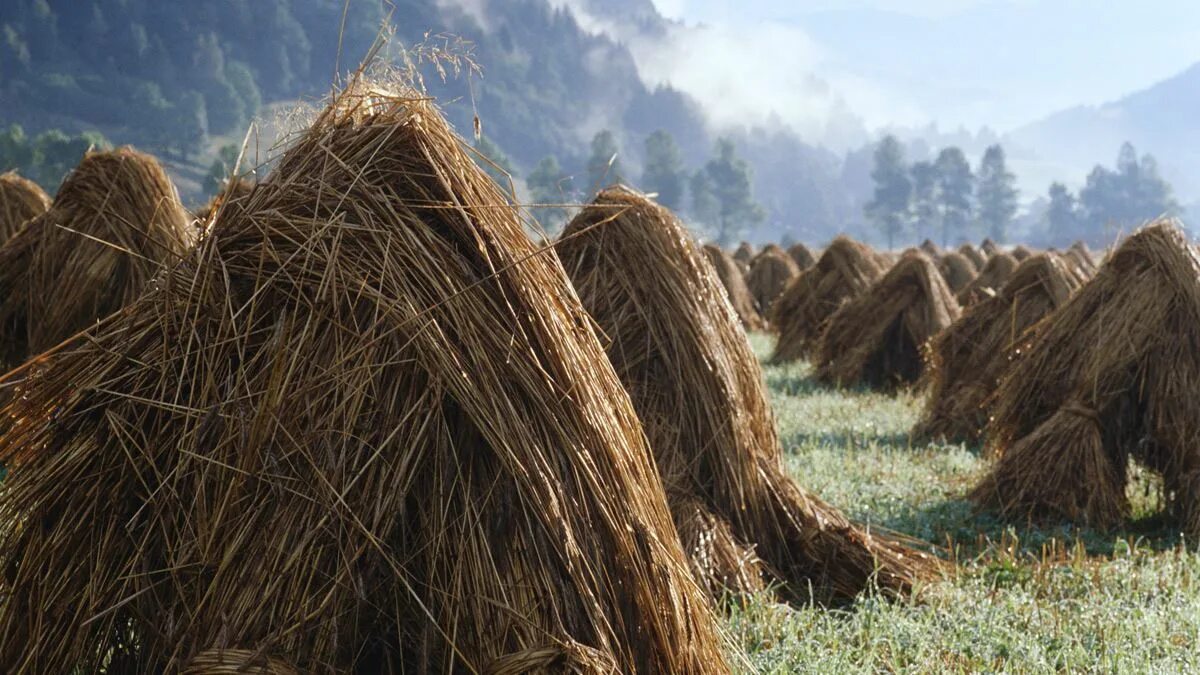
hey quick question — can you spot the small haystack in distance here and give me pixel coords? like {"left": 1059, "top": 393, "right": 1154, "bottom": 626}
{"left": 914, "top": 253, "right": 1087, "bottom": 444}
{"left": 938, "top": 251, "right": 978, "bottom": 292}
{"left": 815, "top": 250, "right": 961, "bottom": 389}
{"left": 971, "top": 222, "right": 1200, "bottom": 534}
{"left": 558, "top": 187, "right": 935, "bottom": 604}
{"left": 746, "top": 245, "right": 801, "bottom": 314}
{"left": 704, "top": 243, "right": 766, "bottom": 331}
{"left": 920, "top": 239, "right": 941, "bottom": 257}
{"left": 1011, "top": 244, "right": 1033, "bottom": 261}
{"left": 0, "top": 147, "right": 192, "bottom": 368}
{"left": 981, "top": 238, "right": 1000, "bottom": 257}
{"left": 0, "top": 171, "right": 50, "bottom": 245}
{"left": 787, "top": 242, "right": 817, "bottom": 269}
{"left": 734, "top": 240, "right": 755, "bottom": 266}
{"left": 957, "top": 243, "right": 986, "bottom": 271}
{"left": 1066, "top": 240, "right": 1098, "bottom": 276}
{"left": 770, "top": 236, "right": 888, "bottom": 364}
{"left": 957, "top": 251, "right": 1019, "bottom": 306}
{"left": 0, "top": 86, "right": 726, "bottom": 674}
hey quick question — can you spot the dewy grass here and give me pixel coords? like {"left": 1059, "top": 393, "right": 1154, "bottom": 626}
{"left": 733, "top": 332, "right": 1198, "bottom": 673}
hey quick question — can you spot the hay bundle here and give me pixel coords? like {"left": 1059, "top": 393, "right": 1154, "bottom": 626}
{"left": 938, "top": 251, "right": 978, "bottom": 292}
{"left": 770, "top": 236, "right": 888, "bottom": 364}
{"left": 703, "top": 244, "right": 766, "bottom": 331}
{"left": 558, "top": 187, "right": 935, "bottom": 603}
{"left": 1066, "top": 240, "right": 1098, "bottom": 276}
{"left": 957, "top": 243, "right": 986, "bottom": 271}
{"left": 0, "top": 148, "right": 193, "bottom": 368}
{"left": 920, "top": 239, "right": 941, "bottom": 257}
{"left": 956, "top": 252, "right": 1019, "bottom": 306}
{"left": 971, "top": 222, "right": 1200, "bottom": 533}
{"left": 0, "top": 171, "right": 50, "bottom": 245}
{"left": 746, "top": 246, "right": 801, "bottom": 314}
{"left": 815, "top": 251, "right": 960, "bottom": 388}
{"left": 914, "top": 253, "right": 1087, "bottom": 444}
{"left": 0, "top": 86, "right": 726, "bottom": 674}
{"left": 787, "top": 242, "right": 817, "bottom": 269}
{"left": 733, "top": 241, "right": 754, "bottom": 267}
{"left": 981, "top": 238, "right": 1000, "bottom": 257}
{"left": 1011, "top": 244, "right": 1033, "bottom": 261}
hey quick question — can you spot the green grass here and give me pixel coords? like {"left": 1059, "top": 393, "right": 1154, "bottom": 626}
{"left": 730, "top": 333, "right": 1199, "bottom": 673}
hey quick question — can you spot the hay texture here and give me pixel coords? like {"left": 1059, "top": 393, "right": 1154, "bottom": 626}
{"left": 971, "top": 222, "right": 1200, "bottom": 534}
{"left": 787, "top": 242, "right": 817, "bottom": 270}
{"left": 914, "top": 253, "right": 1087, "bottom": 444}
{"left": 746, "top": 246, "right": 801, "bottom": 314}
{"left": 1066, "top": 240, "right": 1098, "bottom": 277}
{"left": 1011, "top": 245, "right": 1033, "bottom": 261}
{"left": 769, "top": 236, "right": 887, "bottom": 364}
{"left": 0, "top": 171, "right": 50, "bottom": 246}
{"left": 704, "top": 244, "right": 766, "bottom": 332}
{"left": 0, "top": 86, "right": 725, "bottom": 674}
{"left": 558, "top": 187, "right": 934, "bottom": 604}
{"left": 0, "top": 147, "right": 192, "bottom": 369}
{"left": 194, "top": 177, "right": 255, "bottom": 226}
{"left": 957, "top": 252, "right": 1019, "bottom": 306}
{"left": 938, "top": 251, "right": 978, "bottom": 293}
{"left": 957, "top": 243, "right": 986, "bottom": 271}
{"left": 815, "top": 250, "right": 961, "bottom": 389}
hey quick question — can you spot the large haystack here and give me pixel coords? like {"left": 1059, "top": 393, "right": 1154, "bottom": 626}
{"left": 704, "top": 243, "right": 766, "bottom": 331}
{"left": 914, "top": 253, "right": 1087, "bottom": 444}
{"left": 558, "top": 187, "right": 935, "bottom": 604}
{"left": 0, "top": 171, "right": 50, "bottom": 245}
{"left": 938, "top": 251, "right": 978, "bottom": 293}
{"left": 0, "top": 148, "right": 193, "bottom": 368}
{"left": 787, "top": 242, "right": 817, "bottom": 269}
{"left": 957, "top": 251, "right": 1019, "bottom": 306}
{"left": 0, "top": 86, "right": 725, "bottom": 674}
{"left": 746, "top": 246, "right": 801, "bottom": 315}
{"left": 957, "top": 243, "right": 986, "bottom": 271}
{"left": 815, "top": 250, "right": 961, "bottom": 389}
{"left": 770, "top": 236, "right": 888, "bottom": 364}
{"left": 971, "top": 222, "right": 1200, "bottom": 534}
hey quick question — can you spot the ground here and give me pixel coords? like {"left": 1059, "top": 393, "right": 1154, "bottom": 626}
{"left": 732, "top": 333, "right": 1200, "bottom": 673}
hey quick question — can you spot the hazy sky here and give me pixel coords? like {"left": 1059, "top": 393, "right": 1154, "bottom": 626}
{"left": 647, "top": 0, "right": 1200, "bottom": 132}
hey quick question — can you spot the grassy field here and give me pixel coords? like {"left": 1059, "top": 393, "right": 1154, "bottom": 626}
{"left": 733, "top": 334, "right": 1200, "bottom": 673}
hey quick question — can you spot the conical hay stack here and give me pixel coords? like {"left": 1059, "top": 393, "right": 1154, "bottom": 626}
{"left": 0, "top": 148, "right": 193, "bottom": 369}
{"left": 703, "top": 243, "right": 766, "bottom": 332}
{"left": 938, "top": 251, "right": 978, "bottom": 292}
{"left": 1011, "top": 245, "right": 1033, "bottom": 261}
{"left": 914, "top": 253, "right": 1087, "bottom": 444}
{"left": 957, "top": 251, "right": 1019, "bottom": 306}
{"left": 733, "top": 240, "right": 754, "bottom": 263}
{"left": 920, "top": 239, "right": 941, "bottom": 257}
{"left": 957, "top": 243, "right": 986, "bottom": 271}
{"left": 971, "top": 222, "right": 1200, "bottom": 534}
{"left": 769, "top": 236, "right": 888, "bottom": 364}
{"left": 1066, "top": 240, "right": 1098, "bottom": 276}
{"left": 787, "top": 242, "right": 817, "bottom": 270}
{"left": 981, "top": 238, "right": 1000, "bottom": 256}
{"left": 0, "top": 87, "right": 725, "bottom": 674}
{"left": 815, "top": 250, "right": 961, "bottom": 389}
{"left": 557, "top": 187, "right": 935, "bottom": 604}
{"left": 746, "top": 246, "right": 801, "bottom": 314}
{"left": 0, "top": 171, "right": 50, "bottom": 246}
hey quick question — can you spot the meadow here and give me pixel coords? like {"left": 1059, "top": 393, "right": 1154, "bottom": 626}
{"left": 737, "top": 334, "right": 1200, "bottom": 673}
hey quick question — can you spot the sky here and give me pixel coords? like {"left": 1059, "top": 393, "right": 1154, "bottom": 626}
{"left": 644, "top": 0, "right": 1200, "bottom": 134}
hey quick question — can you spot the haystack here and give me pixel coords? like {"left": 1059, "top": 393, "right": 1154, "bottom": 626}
{"left": 770, "top": 236, "right": 888, "bottom": 364}
{"left": 558, "top": 187, "right": 935, "bottom": 604}
{"left": 787, "top": 242, "right": 817, "bottom": 270}
{"left": 938, "top": 251, "right": 978, "bottom": 293}
{"left": 194, "top": 177, "right": 255, "bottom": 225}
{"left": 920, "top": 239, "right": 941, "bottom": 257}
{"left": 746, "top": 246, "right": 801, "bottom": 314}
{"left": 957, "top": 243, "right": 986, "bottom": 271}
{"left": 0, "top": 148, "right": 193, "bottom": 369}
{"left": 914, "top": 253, "right": 1087, "bottom": 444}
{"left": 0, "top": 171, "right": 50, "bottom": 246}
{"left": 815, "top": 250, "right": 960, "bottom": 389}
{"left": 956, "top": 252, "right": 1019, "bottom": 306}
{"left": 971, "top": 222, "right": 1200, "bottom": 533}
{"left": 1011, "top": 245, "right": 1033, "bottom": 261}
{"left": 704, "top": 244, "right": 766, "bottom": 332}
{"left": 1066, "top": 240, "right": 1098, "bottom": 276}
{"left": 981, "top": 238, "right": 1000, "bottom": 257}
{"left": 733, "top": 241, "right": 754, "bottom": 267}
{"left": 0, "top": 85, "right": 725, "bottom": 674}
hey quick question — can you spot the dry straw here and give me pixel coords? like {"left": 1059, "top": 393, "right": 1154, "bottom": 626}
{"left": 769, "top": 236, "right": 887, "bottom": 364}
{"left": 815, "top": 250, "right": 961, "bottom": 389}
{"left": 957, "top": 251, "right": 1018, "bottom": 306}
{"left": 558, "top": 187, "right": 936, "bottom": 604}
{"left": 0, "top": 148, "right": 193, "bottom": 369}
{"left": 704, "top": 243, "right": 766, "bottom": 332}
{"left": 787, "top": 242, "right": 817, "bottom": 270}
{"left": 1011, "top": 245, "right": 1033, "bottom": 261}
{"left": 914, "top": 253, "right": 1087, "bottom": 444}
{"left": 0, "top": 85, "right": 726, "bottom": 674}
{"left": 971, "top": 221, "right": 1200, "bottom": 534}
{"left": 1066, "top": 240, "right": 1098, "bottom": 277}
{"left": 746, "top": 245, "right": 801, "bottom": 314}
{"left": 0, "top": 171, "right": 50, "bottom": 246}
{"left": 938, "top": 251, "right": 978, "bottom": 293}
{"left": 194, "top": 178, "right": 255, "bottom": 226}
{"left": 957, "top": 243, "right": 986, "bottom": 271}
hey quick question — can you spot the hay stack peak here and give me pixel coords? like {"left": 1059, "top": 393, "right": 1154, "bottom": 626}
{"left": 558, "top": 186, "right": 936, "bottom": 604}
{"left": 746, "top": 245, "right": 801, "bottom": 315}
{"left": 815, "top": 250, "right": 961, "bottom": 389}
{"left": 704, "top": 243, "right": 766, "bottom": 331}
{"left": 957, "top": 243, "right": 986, "bottom": 271}
{"left": 938, "top": 251, "right": 978, "bottom": 292}
{"left": 957, "top": 251, "right": 1019, "bottom": 306}
{"left": 787, "top": 242, "right": 817, "bottom": 269}
{"left": 0, "top": 171, "right": 50, "bottom": 246}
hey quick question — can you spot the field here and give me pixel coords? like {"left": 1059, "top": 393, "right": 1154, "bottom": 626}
{"left": 735, "top": 333, "right": 1200, "bottom": 673}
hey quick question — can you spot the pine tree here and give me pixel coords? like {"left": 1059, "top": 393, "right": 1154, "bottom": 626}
{"left": 641, "top": 130, "right": 685, "bottom": 211}
{"left": 703, "top": 138, "right": 764, "bottom": 245}
{"left": 865, "top": 135, "right": 911, "bottom": 249}
{"left": 934, "top": 147, "right": 974, "bottom": 246}
{"left": 976, "top": 145, "right": 1018, "bottom": 243}
{"left": 586, "top": 130, "right": 623, "bottom": 192}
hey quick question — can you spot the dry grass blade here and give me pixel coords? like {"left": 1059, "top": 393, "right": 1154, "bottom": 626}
{"left": 194, "top": 178, "right": 256, "bottom": 227}
{"left": 957, "top": 252, "right": 1018, "bottom": 307}
{"left": 703, "top": 244, "right": 766, "bottom": 332}
{"left": 558, "top": 187, "right": 938, "bottom": 605}
{"left": 0, "top": 171, "right": 50, "bottom": 246}
{"left": 0, "top": 84, "right": 726, "bottom": 674}
{"left": 746, "top": 246, "right": 801, "bottom": 316}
